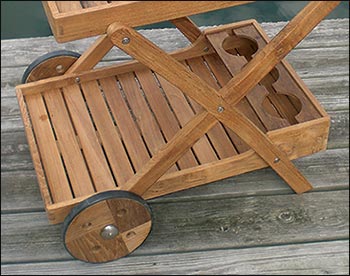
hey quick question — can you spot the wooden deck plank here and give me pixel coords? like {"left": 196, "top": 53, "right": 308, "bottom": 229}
{"left": 1, "top": 19, "right": 348, "bottom": 273}
{"left": 2, "top": 45, "right": 348, "bottom": 99}
{"left": 1, "top": 147, "right": 348, "bottom": 212}
{"left": 2, "top": 240, "right": 348, "bottom": 275}
{"left": 1, "top": 20, "right": 347, "bottom": 68}
{"left": 1, "top": 190, "right": 348, "bottom": 263}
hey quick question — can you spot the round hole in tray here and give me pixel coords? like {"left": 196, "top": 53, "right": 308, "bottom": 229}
{"left": 263, "top": 93, "right": 302, "bottom": 120}
{"left": 222, "top": 34, "right": 259, "bottom": 59}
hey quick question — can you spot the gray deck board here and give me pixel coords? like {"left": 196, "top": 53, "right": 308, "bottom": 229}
{"left": 2, "top": 190, "right": 349, "bottom": 263}
{"left": 2, "top": 241, "right": 349, "bottom": 275}
{"left": 1, "top": 18, "right": 349, "bottom": 275}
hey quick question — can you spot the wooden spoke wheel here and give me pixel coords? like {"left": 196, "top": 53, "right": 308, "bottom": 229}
{"left": 21, "top": 50, "right": 80, "bottom": 83}
{"left": 62, "top": 191, "right": 152, "bottom": 263}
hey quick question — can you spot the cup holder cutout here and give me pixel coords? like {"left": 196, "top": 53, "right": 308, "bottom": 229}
{"left": 260, "top": 67, "right": 303, "bottom": 122}
{"left": 263, "top": 93, "right": 302, "bottom": 120}
{"left": 222, "top": 34, "right": 259, "bottom": 59}
{"left": 220, "top": 32, "right": 303, "bottom": 124}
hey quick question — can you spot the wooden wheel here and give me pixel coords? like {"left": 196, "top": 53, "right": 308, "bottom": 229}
{"left": 62, "top": 190, "right": 152, "bottom": 263}
{"left": 21, "top": 50, "right": 80, "bottom": 83}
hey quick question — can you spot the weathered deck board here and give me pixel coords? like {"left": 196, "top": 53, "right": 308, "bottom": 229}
{"left": 1, "top": 148, "right": 349, "bottom": 212}
{"left": 1, "top": 190, "right": 349, "bottom": 263}
{"left": 2, "top": 46, "right": 349, "bottom": 99}
{"left": 1, "top": 18, "right": 349, "bottom": 274}
{"left": 2, "top": 240, "right": 348, "bottom": 275}
{"left": 1, "top": 20, "right": 348, "bottom": 68}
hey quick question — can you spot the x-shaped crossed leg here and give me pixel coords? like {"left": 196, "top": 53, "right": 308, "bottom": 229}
{"left": 106, "top": 1, "right": 339, "bottom": 197}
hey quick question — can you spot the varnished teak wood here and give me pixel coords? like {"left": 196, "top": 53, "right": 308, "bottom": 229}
{"left": 43, "top": 1, "right": 254, "bottom": 42}
{"left": 16, "top": 2, "right": 337, "bottom": 225}
{"left": 107, "top": 1, "right": 338, "bottom": 196}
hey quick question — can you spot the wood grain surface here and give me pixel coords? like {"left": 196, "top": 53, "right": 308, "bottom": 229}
{"left": 1, "top": 19, "right": 348, "bottom": 274}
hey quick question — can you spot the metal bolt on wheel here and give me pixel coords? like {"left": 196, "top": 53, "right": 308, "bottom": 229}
{"left": 62, "top": 190, "right": 152, "bottom": 263}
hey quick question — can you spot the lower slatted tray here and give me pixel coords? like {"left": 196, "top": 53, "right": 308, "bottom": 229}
{"left": 16, "top": 20, "right": 330, "bottom": 224}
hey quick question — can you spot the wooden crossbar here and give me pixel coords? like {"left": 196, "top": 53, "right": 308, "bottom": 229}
{"left": 108, "top": 1, "right": 340, "bottom": 196}
{"left": 170, "top": 17, "right": 202, "bottom": 43}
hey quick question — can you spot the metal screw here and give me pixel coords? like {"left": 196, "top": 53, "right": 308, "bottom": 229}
{"left": 203, "top": 47, "right": 209, "bottom": 52}
{"left": 56, "top": 64, "right": 64, "bottom": 73}
{"left": 100, "top": 224, "right": 119, "bottom": 240}
{"left": 274, "top": 157, "right": 280, "bottom": 163}
{"left": 122, "top": 37, "right": 130, "bottom": 44}
{"left": 75, "top": 77, "right": 80, "bottom": 83}
{"left": 217, "top": 106, "right": 225, "bottom": 113}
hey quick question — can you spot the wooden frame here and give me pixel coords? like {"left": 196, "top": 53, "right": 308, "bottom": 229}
{"left": 42, "top": 1, "right": 254, "bottom": 42}
{"left": 16, "top": 1, "right": 339, "bottom": 224}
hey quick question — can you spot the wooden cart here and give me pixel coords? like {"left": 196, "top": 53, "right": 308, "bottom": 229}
{"left": 16, "top": 1, "right": 340, "bottom": 263}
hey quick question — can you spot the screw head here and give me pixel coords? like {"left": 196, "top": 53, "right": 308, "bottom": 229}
{"left": 203, "top": 47, "right": 209, "bottom": 52}
{"left": 100, "top": 224, "right": 119, "bottom": 240}
{"left": 75, "top": 77, "right": 80, "bottom": 83}
{"left": 56, "top": 64, "right": 64, "bottom": 73}
{"left": 217, "top": 106, "right": 225, "bottom": 113}
{"left": 122, "top": 37, "right": 130, "bottom": 45}
{"left": 274, "top": 157, "right": 280, "bottom": 163}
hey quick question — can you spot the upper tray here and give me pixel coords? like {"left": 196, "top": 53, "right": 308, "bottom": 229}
{"left": 42, "top": 1, "right": 253, "bottom": 42}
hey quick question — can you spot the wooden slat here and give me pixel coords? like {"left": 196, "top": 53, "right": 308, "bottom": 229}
{"left": 25, "top": 94, "right": 72, "bottom": 202}
{"left": 2, "top": 240, "right": 348, "bottom": 275}
{"left": 80, "top": 80, "right": 134, "bottom": 185}
{"left": 98, "top": 76, "right": 150, "bottom": 172}
{"left": 121, "top": 111, "right": 217, "bottom": 195}
{"left": 15, "top": 90, "right": 53, "bottom": 207}
{"left": 186, "top": 57, "right": 238, "bottom": 158}
{"left": 134, "top": 69, "right": 198, "bottom": 169}
{"left": 156, "top": 75, "right": 218, "bottom": 164}
{"left": 55, "top": 1, "right": 82, "bottom": 13}
{"left": 117, "top": 72, "right": 178, "bottom": 172}
{"left": 43, "top": 90, "right": 94, "bottom": 197}
{"left": 62, "top": 85, "right": 116, "bottom": 191}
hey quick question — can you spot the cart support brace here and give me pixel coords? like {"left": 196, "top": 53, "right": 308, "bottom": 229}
{"left": 108, "top": 1, "right": 339, "bottom": 196}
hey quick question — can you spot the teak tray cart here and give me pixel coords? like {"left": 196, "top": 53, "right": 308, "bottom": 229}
{"left": 16, "top": 1, "right": 340, "bottom": 263}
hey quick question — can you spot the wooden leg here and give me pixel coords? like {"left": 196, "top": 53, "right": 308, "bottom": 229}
{"left": 107, "top": 26, "right": 312, "bottom": 194}
{"left": 170, "top": 17, "right": 202, "bottom": 43}
{"left": 120, "top": 111, "right": 217, "bottom": 195}
{"left": 107, "top": 1, "right": 340, "bottom": 196}
{"left": 218, "top": 1, "right": 341, "bottom": 105}
{"left": 66, "top": 34, "right": 114, "bottom": 74}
